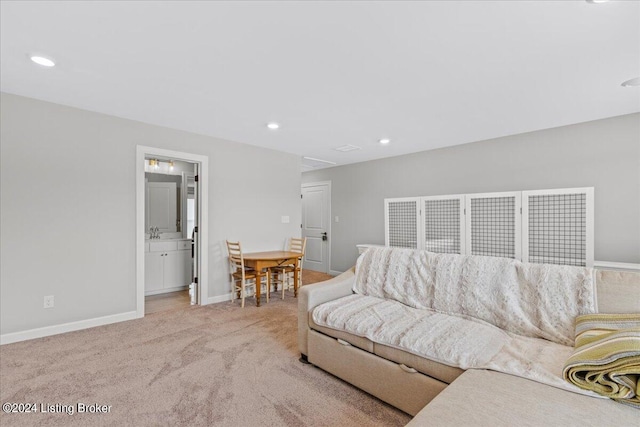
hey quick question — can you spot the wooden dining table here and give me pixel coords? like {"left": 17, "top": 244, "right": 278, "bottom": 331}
{"left": 242, "top": 251, "right": 303, "bottom": 307}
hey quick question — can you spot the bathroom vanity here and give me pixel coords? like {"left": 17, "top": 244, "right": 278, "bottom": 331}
{"left": 144, "top": 238, "right": 192, "bottom": 295}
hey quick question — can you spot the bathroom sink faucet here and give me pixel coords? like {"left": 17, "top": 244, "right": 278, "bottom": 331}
{"left": 149, "top": 226, "right": 161, "bottom": 239}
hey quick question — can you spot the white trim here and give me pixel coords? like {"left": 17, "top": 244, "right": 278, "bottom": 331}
{"left": 594, "top": 261, "right": 640, "bottom": 272}
{"left": 0, "top": 311, "right": 137, "bottom": 345}
{"left": 585, "top": 188, "right": 595, "bottom": 268}
{"left": 329, "top": 269, "right": 345, "bottom": 276}
{"left": 144, "top": 286, "right": 189, "bottom": 297}
{"left": 207, "top": 293, "right": 233, "bottom": 305}
{"left": 181, "top": 171, "right": 196, "bottom": 239}
{"left": 136, "top": 145, "right": 210, "bottom": 319}
{"left": 302, "top": 181, "right": 332, "bottom": 274}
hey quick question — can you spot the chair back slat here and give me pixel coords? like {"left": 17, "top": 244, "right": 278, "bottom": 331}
{"left": 289, "top": 237, "right": 306, "bottom": 254}
{"left": 226, "top": 240, "right": 245, "bottom": 271}
{"left": 227, "top": 240, "right": 266, "bottom": 307}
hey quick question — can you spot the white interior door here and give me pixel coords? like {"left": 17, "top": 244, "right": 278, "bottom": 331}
{"left": 191, "top": 165, "right": 199, "bottom": 304}
{"left": 302, "top": 182, "right": 330, "bottom": 273}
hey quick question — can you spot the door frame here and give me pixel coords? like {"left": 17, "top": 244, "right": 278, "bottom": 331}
{"left": 301, "top": 181, "right": 331, "bottom": 274}
{"left": 136, "top": 145, "right": 209, "bottom": 317}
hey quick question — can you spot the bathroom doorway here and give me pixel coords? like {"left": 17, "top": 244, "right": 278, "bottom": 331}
{"left": 135, "top": 146, "right": 209, "bottom": 318}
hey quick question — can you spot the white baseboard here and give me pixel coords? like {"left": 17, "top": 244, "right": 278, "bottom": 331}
{"left": 329, "top": 269, "right": 345, "bottom": 276}
{"left": 594, "top": 261, "right": 640, "bottom": 272}
{"left": 145, "top": 286, "right": 188, "bottom": 297}
{"left": 0, "top": 311, "right": 138, "bottom": 345}
{"left": 206, "top": 293, "right": 232, "bottom": 305}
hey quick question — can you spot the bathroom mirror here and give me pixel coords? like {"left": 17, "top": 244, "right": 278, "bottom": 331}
{"left": 145, "top": 158, "right": 196, "bottom": 239}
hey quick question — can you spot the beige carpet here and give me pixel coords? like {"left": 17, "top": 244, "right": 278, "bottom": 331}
{"left": 0, "top": 273, "right": 410, "bottom": 426}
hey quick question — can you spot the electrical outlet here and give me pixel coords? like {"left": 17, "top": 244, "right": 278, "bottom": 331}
{"left": 44, "top": 295, "right": 54, "bottom": 309}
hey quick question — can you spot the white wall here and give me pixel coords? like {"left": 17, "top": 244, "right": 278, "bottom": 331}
{"left": 303, "top": 113, "right": 640, "bottom": 273}
{"left": 0, "top": 93, "right": 301, "bottom": 336}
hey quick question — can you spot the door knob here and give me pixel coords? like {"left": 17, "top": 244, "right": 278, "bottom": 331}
{"left": 321, "top": 232, "right": 328, "bottom": 241}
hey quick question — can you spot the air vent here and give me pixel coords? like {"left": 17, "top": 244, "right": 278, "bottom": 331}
{"left": 302, "top": 156, "right": 337, "bottom": 169}
{"left": 334, "top": 144, "right": 361, "bottom": 152}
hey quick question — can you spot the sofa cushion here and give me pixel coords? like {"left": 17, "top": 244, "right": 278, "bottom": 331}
{"left": 596, "top": 269, "right": 640, "bottom": 313}
{"left": 407, "top": 370, "right": 639, "bottom": 427}
{"left": 312, "top": 294, "right": 510, "bottom": 368}
{"left": 308, "top": 314, "right": 374, "bottom": 352}
{"left": 373, "top": 343, "right": 464, "bottom": 384}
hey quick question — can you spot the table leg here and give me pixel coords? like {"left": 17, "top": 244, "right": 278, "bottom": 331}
{"left": 293, "top": 259, "right": 300, "bottom": 297}
{"left": 255, "top": 268, "right": 262, "bottom": 307}
{"left": 266, "top": 269, "right": 271, "bottom": 303}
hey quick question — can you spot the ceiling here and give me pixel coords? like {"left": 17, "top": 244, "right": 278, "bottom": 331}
{"left": 1, "top": 1, "right": 638, "bottom": 170}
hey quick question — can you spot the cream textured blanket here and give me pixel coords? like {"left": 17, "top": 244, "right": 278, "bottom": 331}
{"left": 312, "top": 293, "right": 599, "bottom": 397}
{"left": 354, "top": 247, "right": 597, "bottom": 346}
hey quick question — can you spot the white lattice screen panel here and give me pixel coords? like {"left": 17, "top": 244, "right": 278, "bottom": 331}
{"left": 523, "top": 188, "right": 593, "bottom": 267}
{"left": 385, "top": 188, "right": 591, "bottom": 266}
{"left": 385, "top": 199, "right": 420, "bottom": 248}
{"left": 467, "top": 194, "right": 520, "bottom": 259}
{"left": 423, "top": 196, "right": 464, "bottom": 254}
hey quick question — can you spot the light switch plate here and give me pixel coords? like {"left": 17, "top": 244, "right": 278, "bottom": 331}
{"left": 281, "top": 216, "right": 290, "bottom": 223}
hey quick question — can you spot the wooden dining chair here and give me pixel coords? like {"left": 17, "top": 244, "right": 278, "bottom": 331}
{"left": 226, "top": 240, "right": 268, "bottom": 307}
{"left": 270, "top": 237, "right": 306, "bottom": 299}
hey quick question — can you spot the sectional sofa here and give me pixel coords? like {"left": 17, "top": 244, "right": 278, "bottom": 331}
{"left": 298, "top": 247, "right": 639, "bottom": 425}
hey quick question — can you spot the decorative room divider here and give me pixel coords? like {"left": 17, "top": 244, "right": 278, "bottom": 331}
{"left": 384, "top": 187, "right": 593, "bottom": 267}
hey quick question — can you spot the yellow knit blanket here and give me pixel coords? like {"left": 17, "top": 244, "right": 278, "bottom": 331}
{"left": 563, "top": 313, "right": 640, "bottom": 408}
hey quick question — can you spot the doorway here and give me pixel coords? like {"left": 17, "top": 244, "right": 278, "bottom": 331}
{"left": 136, "top": 146, "right": 209, "bottom": 318}
{"left": 301, "top": 181, "right": 331, "bottom": 273}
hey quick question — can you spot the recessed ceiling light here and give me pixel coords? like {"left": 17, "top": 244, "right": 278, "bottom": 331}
{"left": 379, "top": 138, "right": 391, "bottom": 145}
{"left": 267, "top": 122, "right": 280, "bottom": 130}
{"left": 621, "top": 77, "right": 640, "bottom": 87}
{"left": 586, "top": 0, "right": 609, "bottom": 3}
{"left": 30, "top": 55, "right": 55, "bottom": 67}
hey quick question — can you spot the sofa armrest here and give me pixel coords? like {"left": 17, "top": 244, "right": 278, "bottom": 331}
{"left": 595, "top": 269, "right": 640, "bottom": 313}
{"left": 298, "top": 267, "right": 355, "bottom": 356}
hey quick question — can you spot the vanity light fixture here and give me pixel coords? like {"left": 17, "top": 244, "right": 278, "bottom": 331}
{"left": 169, "top": 160, "right": 175, "bottom": 171}
{"left": 148, "top": 159, "right": 160, "bottom": 170}
{"left": 267, "top": 122, "right": 280, "bottom": 130}
{"left": 30, "top": 55, "right": 55, "bottom": 67}
{"left": 621, "top": 77, "right": 640, "bottom": 87}
{"left": 379, "top": 138, "right": 391, "bottom": 145}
